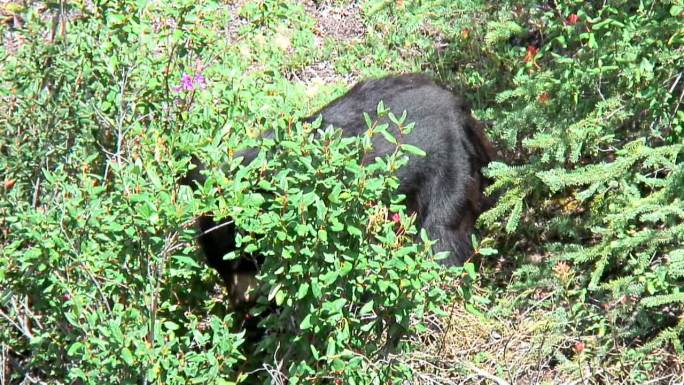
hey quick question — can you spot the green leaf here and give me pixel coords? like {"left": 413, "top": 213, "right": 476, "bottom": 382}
{"left": 347, "top": 225, "right": 362, "bottom": 238}
{"left": 388, "top": 110, "right": 407, "bottom": 126}
{"left": 268, "top": 283, "right": 283, "bottom": 301}
{"left": 465, "top": 302, "right": 482, "bottom": 316}
{"left": 463, "top": 262, "right": 477, "bottom": 280}
{"left": 145, "top": 165, "right": 162, "bottom": 189}
{"left": 296, "top": 223, "right": 309, "bottom": 236}
{"left": 376, "top": 100, "right": 386, "bottom": 115}
{"left": 121, "top": 347, "right": 134, "bottom": 365}
{"left": 164, "top": 321, "right": 180, "bottom": 331}
{"left": 321, "top": 270, "right": 339, "bottom": 285}
{"left": 174, "top": 255, "right": 201, "bottom": 268}
{"left": 297, "top": 283, "right": 309, "bottom": 299}
{"left": 378, "top": 280, "right": 389, "bottom": 291}
{"left": 379, "top": 127, "right": 397, "bottom": 145}
{"left": 322, "top": 298, "right": 347, "bottom": 314}
{"left": 67, "top": 342, "right": 83, "bottom": 357}
{"left": 311, "top": 280, "right": 322, "bottom": 298}
{"left": 360, "top": 320, "right": 376, "bottom": 332}
{"left": 328, "top": 184, "right": 342, "bottom": 203}
{"left": 401, "top": 144, "right": 426, "bottom": 156}
{"left": 318, "top": 229, "right": 328, "bottom": 242}
{"left": 299, "top": 314, "right": 312, "bottom": 330}
{"left": 339, "top": 261, "right": 353, "bottom": 276}
{"left": 363, "top": 112, "right": 373, "bottom": 129}
{"left": 326, "top": 337, "right": 336, "bottom": 357}
{"left": 359, "top": 300, "right": 374, "bottom": 316}
{"left": 478, "top": 247, "right": 498, "bottom": 256}
{"left": 310, "top": 344, "right": 320, "bottom": 360}
{"left": 275, "top": 289, "right": 286, "bottom": 306}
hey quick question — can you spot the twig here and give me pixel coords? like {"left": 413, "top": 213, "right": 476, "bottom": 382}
{"left": 265, "top": 343, "right": 287, "bottom": 385}
{"left": 147, "top": 232, "right": 178, "bottom": 362}
{"left": 0, "top": 343, "right": 5, "bottom": 385}
{"left": 669, "top": 72, "right": 684, "bottom": 131}
{"left": 55, "top": 209, "right": 113, "bottom": 313}
{"left": 642, "top": 374, "right": 675, "bottom": 385}
{"left": 668, "top": 72, "right": 682, "bottom": 95}
{"left": 18, "top": 296, "right": 42, "bottom": 330}
{"left": 195, "top": 219, "right": 235, "bottom": 239}
{"left": 463, "top": 363, "right": 512, "bottom": 385}
{"left": 0, "top": 306, "right": 32, "bottom": 340}
{"left": 21, "top": 373, "right": 40, "bottom": 384}
{"left": 31, "top": 177, "right": 41, "bottom": 208}
{"left": 60, "top": 0, "right": 67, "bottom": 43}
{"left": 102, "top": 66, "right": 134, "bottom": 183}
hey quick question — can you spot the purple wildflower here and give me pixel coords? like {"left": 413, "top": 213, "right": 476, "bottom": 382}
{"left": 193, "top": 73, "right": 207, "bottom": 90}
{"left": 180, "top": 73, "right": 194, "bottom": 91}
{"left": 173, "top": 71, "right": 207, "bottom": 93}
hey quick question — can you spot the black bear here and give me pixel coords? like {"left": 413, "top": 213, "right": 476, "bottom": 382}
{"left": 183, "top": 73, "right": 495, "bottom": 307}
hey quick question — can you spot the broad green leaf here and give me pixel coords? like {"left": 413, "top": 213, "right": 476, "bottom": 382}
{"left": 401, "top": 144, "right": 426, "bottom": 157}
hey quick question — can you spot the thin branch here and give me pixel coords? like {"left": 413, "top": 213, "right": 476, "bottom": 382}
{"left": 0, "top": 305, "right": 33, "bottom": 340}
{"left": 463, "top": 363, "right": 512, "bottom": 385}
{"left": 103, "top": 66, "right": 135, "bottom": 183}
{"left": 31, "top": 177, "right": 41, "bottom": 209}
{"left": 194, "top": 219, "right": 235, "bottom": 239}
{"left": 668, "top": 72, "right": 682, "bottom": 95}
{"left": 669, "top": 72, "right": 684, "bottom": 131}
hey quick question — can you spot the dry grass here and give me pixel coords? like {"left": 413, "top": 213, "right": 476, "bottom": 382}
{"left": 400, "top": 300, "right": 684, "bottom": 385}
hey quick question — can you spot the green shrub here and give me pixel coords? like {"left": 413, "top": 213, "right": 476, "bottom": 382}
{"left": 0, "top": 1, "right": 254, "bottom": 383}
{"left": 412, "top": 0, "right": 684, "bottom": 375}
{"left": 0, "top": 1, "right": 450, "bottom": 384}
{"left": 190, "top": 105, "right": 450, "bottom": 383}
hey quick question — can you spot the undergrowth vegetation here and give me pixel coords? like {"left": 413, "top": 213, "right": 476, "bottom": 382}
{"left": 434, "top": 1, "right": 684, "bottom": 381}
{"left": 1, "top": 0, "right": 682, "bottom": 384}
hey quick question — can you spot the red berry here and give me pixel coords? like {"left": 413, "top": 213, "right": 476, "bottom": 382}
{"left": 4, "top": 179, "right": 16, "bottom": 190}
{"left": 567, "top": 14, "right": 580, "bottom": 25}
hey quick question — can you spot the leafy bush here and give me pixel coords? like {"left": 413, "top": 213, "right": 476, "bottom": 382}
{"left": 0, "top": 1, "right": 449, "bottom": 384}
{"left": 1, "top": 1, "right": 254, "bottom": 383}
{"left": 192, "top": 106, "right": 450, "bottom": 383}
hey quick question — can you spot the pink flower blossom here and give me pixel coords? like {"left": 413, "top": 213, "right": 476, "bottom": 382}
{"left": 173, "top": 72, "right": 207, "bottom": 92}
{"left": 180, "top": 73, "right": 194, "bottom": 90}
{"left": 193, "top": 74, "right": 207, "bottom": 90}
